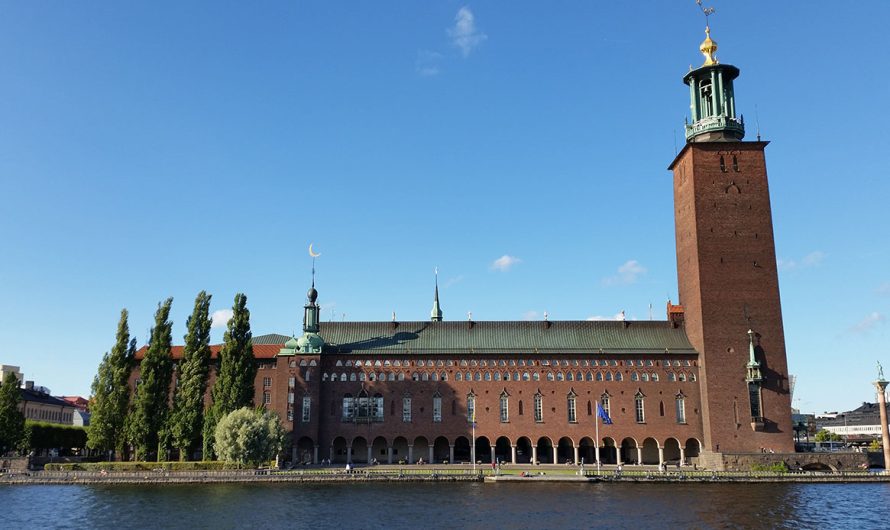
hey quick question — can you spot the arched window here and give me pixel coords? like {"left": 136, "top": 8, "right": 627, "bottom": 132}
{"left": 556, "top": 372, "right": 564, "bottom": 382}
{"left": 566, "top": 372, "right": 574, "bottom": 381}
{"left": 350, "top": 373, "right": 357, "bottom": 382}
{"left": 679, "top": 373, "right": 687, "bottom": 382}
{"left": 398, "top": 372, "right": 405, "bottom": 381}
{"left": 421, "top": 372, "right": 429, "bottom": 381}
{"left": 600, "top": 393, "right": 611, "bottom": 417}
{"left": 641, "top": 373, "right": 649, "bottom": 382}
{"left": 605, "top": 372, "right": 613, "bottom": 382}
{"left": 651, "top": 373, "right": 659, "bottom": 382}
{"left": 522, "top": 372, "right": 530, "bottom": 381}
{"left": 494, "top": 372, "right": 502, "bottom": 381}
{"left": 634, "top": 391, "right": 645, "bottom": 423}
{"left": 596, "top": 372, "right": 603, "bottom": 382}
{"left": 631, "top": 372, "right": 639, "bottom": 382}
{"left": 455, "top": 372, "right": 463, "bottom": 381}
{"left": 547, "top": 372, "right": 555, "bottom": 382}
{"left": 518, "top": 400, "right": 524, "bottom": 416}
{"left": 484, "top": 372, "right": 492, "bottom": 381}
{"left": 614, "top": 372, "right": 623, "bottom": 382}
{"left": 441, "top": 372, "right": 448, "bottom": 381}
{"left": 499, "top": 391, "right": 509, "bottom": 423}
{"left": 668, "top": 372, "right": 676, "bottom": 382}
{"left": 659, "top": 400, "right": 665, "bottom": 417}
{"left": 388, "top": 372, "right": 395, "bottom": 381}
{"left": 675, "top": 392, "right": 686, "bottom": 423}
{"left": 689, "top": 373, "right": 697, "bottom": 382}
{"left": 567, "top": 391, "right": 578, "bottom": 423}
{"left": 532, "top": 372, "right": 540, "bottom": 381}
{"left": 432, "top": 392, "right": 442, "bottom": 422}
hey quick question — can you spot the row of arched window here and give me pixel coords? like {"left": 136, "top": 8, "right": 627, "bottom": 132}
{"left": 331, "top": 358, "right": 695, "bottom": 369}
{"left": 321, "top": 370, "right": 697, "bottom": 383}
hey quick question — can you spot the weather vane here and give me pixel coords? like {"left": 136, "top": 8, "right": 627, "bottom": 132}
{"left": 696, "top": 1, "right": 715, "bottom": 24}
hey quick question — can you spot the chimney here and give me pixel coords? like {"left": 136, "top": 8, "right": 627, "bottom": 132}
{"left": 25, "top": 380, "right": 34, "bottom": 390}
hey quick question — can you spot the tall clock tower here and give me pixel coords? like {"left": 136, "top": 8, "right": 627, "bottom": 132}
{"left": 669, "top": 26, "right": 794, "bottom": 453}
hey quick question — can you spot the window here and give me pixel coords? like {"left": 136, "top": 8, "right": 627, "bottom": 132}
{"left": 641, "top": 373, "right": 649, "bottom": 382}
{"left": 605, "top": 372, "right": 612, "bottom": 382}
{"left": 567, "top": 392, "right": 577, "bottom": 423}
{"left": 631, "top": 372, "right": 639, "bottom": 382}
{"left": 287, "top": 408, "right": 294, "bottom": 421}
{"left": 433, "top": 393, "right": 442, "bottom": 422}
{"left": 456, "top": 372, "right": 463, "bottom": 381}
{"left": 402, "top": 396, "right": 412, "bottom": 422}
{"left": 596, "top": 372, "right": 603, "bottom": 381}
{"left": 302, "top": 396, "right": 311, "bottom": 423}
{"left": 499, "top": 391, "right": 509, "bottom": 423}
{"left": 668, "top": 372, "right": 676, "bottom": 382}
{"left": 635, "top": 392, "right": 645, "bottom": 423}
{"left": 614, "top": 372, "right": 622, "bottom": 381}
{"left": 467, "top": 394, "right": 476, "bottom": 423}
{"left": 374, "top": 393, "right": 384, "bottom": 420}
{"left": 651, "top": 373, "right": 659, "bottom": 382}
{"left": 533, "top": 372, "right": 540, "bottom": 381}
{"left": 534, "top": 393, "right": 544, "bottom": 423}
{"left": 263, "top": 392, "right": 271, "bottom": 405}
{"left": 263, "top": 377, "right": 272, "bottom": 388}
{"left": 748, "top": 382, "right": 762, "bottom": 419}
{"left": 288, "top": 392, "right": 295, "bottom": 404}
{"left": 305, "top": 369, "right": 311, "bottom": 381}
{"left": 675, "top": 394, "right": 686, "bottom": 424}
{"left": 342, "top": 394, "right": 354, "bottom": 420}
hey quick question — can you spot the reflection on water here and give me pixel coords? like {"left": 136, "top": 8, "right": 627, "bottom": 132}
{"left": 2, "top": 481, "right": 889, "bottom": 529}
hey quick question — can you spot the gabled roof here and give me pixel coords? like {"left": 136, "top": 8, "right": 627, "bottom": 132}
{"left": 21, "top": 388, "right": 73, "bottom": 408}
{"left": 133, "top": 320, "right": 697, "bottom": 360}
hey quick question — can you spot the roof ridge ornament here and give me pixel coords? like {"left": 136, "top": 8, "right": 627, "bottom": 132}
{"left": 695, "top": 0, "right": 718, "bottom": 66}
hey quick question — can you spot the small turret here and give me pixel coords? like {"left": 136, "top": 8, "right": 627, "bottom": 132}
{"left": 683, "top": 25, "right": 744, "bottom": 142}
{"left": 431, "top": 269, "right": 443, "bottom": 322}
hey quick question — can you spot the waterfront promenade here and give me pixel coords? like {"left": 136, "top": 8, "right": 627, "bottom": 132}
{"left": 3, "top": 464, "right": 888, "bottom": 485}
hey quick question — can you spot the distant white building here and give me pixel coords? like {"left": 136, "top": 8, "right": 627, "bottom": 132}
{"left": 822, "top": 403, "right": 889, "bottom": 441}
{"left": 0, "top": 364, "right": 23, "bottom": 384}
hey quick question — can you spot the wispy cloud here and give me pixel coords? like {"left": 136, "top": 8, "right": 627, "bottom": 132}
{"left": 448, "top": 7, "right": 487, "bottom": 57}
{"left": 444, "top": 275, "right": 465, "bottom": 288}
{"left": 778, "top": 251, "right": 825, "bottom": 271}
{"left": 602, "top": 260, "right": 646, "bottom": 286}
{"left": 490, "top": 255, "right": 521, "bottom": 272}
{"left": 521, "top": 310, "right": 539, "bottom": 321}
{"left": 415, "top": 50, "right": 442, "bottom": 76}
{"left": 586, "top": 311, "right": 627, "bottom": 321}
{"left": 211, "top": 309, "right": 233, "bottom": 329}
{"left": 877, "top": 282, "right": 890, "bottom": 296}
{"left": 850, "top": 312, "right": 886, "bottom": 334}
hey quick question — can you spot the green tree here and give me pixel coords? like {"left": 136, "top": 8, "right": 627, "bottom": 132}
{"left": 814, "top": 429, "right": 842, "bottom": 442}
{"left": 129, "top": 298, "right": 175, "bottom": 461}
{"left": 168, "top": 291, "right": 213, "bottom": 461}
{"left": 0, "top": 371, "right": 25, "bottom": 455}
{"left": 204, "top": 293, "right": 255, "bottom": 459}
{"left": 87, "top": 309, "right": 136, "bottom": 458}
{"left": 213, "top": 407, "right": 284, "bottom": 467}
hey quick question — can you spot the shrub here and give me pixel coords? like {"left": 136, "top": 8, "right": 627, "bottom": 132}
{"left": 214, "top": 407, "right": 284, "bottom": 467}
{"left": 750, "top": 462, "right": 789, "bottom": 473}
{"left": 44, "top": 461, "right": 242, "bottom": 472}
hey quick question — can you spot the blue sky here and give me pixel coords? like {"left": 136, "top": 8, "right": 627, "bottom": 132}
{"left": 1, "top": 2, "right": 888, "bottom": 416}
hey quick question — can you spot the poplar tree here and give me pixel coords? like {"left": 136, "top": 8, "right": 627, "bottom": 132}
{"left": 87, "top": 309, "right": 136, "bottom": 458}
{"left": 203, "top": 293, "right": 255, "bottom": 459}
{"left": 168, "top": 291, "right": 213, "bottom": 461}
{"left": 130, "top": 298, "right": 174, "bottom": 461}
{"left": 0, "top": 371, "right": 25, "bottom": 455}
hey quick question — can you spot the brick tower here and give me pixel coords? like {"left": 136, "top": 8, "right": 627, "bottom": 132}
{"left": 669, "top": 26, "right": 794, "bottom": 453}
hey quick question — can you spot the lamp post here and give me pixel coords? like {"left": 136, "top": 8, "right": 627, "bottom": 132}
{"left": 874, "top": 362, "right": 890, "bottom": 473}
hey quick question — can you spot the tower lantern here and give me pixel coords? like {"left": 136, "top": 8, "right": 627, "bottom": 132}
{"left": 683, "top": 26, "right": 744, "bottom": 142}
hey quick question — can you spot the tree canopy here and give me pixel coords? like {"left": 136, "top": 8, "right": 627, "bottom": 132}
{"left": 87, "top": 309, "right": 136, "bottom": 456}
{"left": 0, "top": 371, "right": 24, "bottom": 455}
{"left": 169, "top": 291, "right": 213, "bottom": 460}
{"left": 213, "top": 407, "right": 284, "bottom": 467}
{"left": 129, "top": 298, "right": 175, "bottom": 461}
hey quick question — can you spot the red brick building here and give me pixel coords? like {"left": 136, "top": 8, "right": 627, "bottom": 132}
{"left": 134, "top": 27, "right": 793, "bottom": 465}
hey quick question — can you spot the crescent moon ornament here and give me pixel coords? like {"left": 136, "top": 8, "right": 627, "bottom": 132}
{"left": 309, "top": 243, "right": 321, "bottom": 258}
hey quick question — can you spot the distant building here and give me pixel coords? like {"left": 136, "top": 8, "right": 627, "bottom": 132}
{"left": 20, "top": 381, "right": 76, "bottom": 425}
{"left": 822, "top": 403, "right": 889, "bottom": 443}
{"left": 1, "top": 364, "right": 23, "bottom": 384}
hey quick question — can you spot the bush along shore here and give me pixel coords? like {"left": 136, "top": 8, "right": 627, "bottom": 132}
{"left": 2, "top": 464, "right": 890, "bottom": 485}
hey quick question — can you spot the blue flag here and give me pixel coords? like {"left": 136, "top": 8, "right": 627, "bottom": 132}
{"left": 597, "top": 403, "right": 613, "bottom": 425}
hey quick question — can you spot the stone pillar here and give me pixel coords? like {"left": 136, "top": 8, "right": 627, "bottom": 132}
{"left": 429, "top": 446, "right": 434, "bottom": 464}
{"left": 367, "top": 446, "right": 372, "bottom": 464}
{"left": 329, "top": 446, "right": 333, "bottom": 462}
{"left": 387, "top": 446, "right": 393, "bottom": 464}
{"left": 532, "top": 445, "right": 538, "bottom": 464}
{"left": 617, "top": 445, "right": 623, "bottom": 466}
{"left": 552, "top": 446, "right": 558, "bottom": 465}
{"left": 875, "top": 379, "right": 890, "bottom": 472}
{"left": 292, "top": 446, "right": 298, "bottom": 463}
{"left": 573, "top": 445, "right": 580, "bottom": 465}
{"left": 658, "top": 446, "right": 665, "bottom": 467}
{"left": 490, "top": 446, "right": 496, "bottom": 465}
{"left": 594, "top": 444, "right": 601, "bottom": 465}
{"left": 408, "top": 445, "right": 414, "bottom": 464}
{"left": 449, "top": 445, "right": 454, "bottom": 463}
{"left": 511, "top": 445, "right": 517, "bottom": 464}
{"left": 346, "top": 446, "right": 352, "bottom": 463}
{"left": 636, "top": 445, "right": 643, "bottom": 466}
{"left": 313, "top": 445, "right": 318, "bottom": 465}
{"left": 679, "top": 446, "right": 686, "bottom": 466}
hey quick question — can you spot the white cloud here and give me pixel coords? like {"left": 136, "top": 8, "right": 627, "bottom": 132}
{"left": 415, "top": 50, "right": 442, "bottom": 76}
{"left": 521, "top": 311, "right": 539, "bottom": 321}
{"left": 586, "top": 312, "right": 626, "bottom": 321}
{"left": 778, "top": 251, "right": 825, "bottom": 271}
{"left": 602, "top": 260, "right": 646, "bottom": 286}
{"left": 490, "top": 255, "right": 521, "bottom": 272}
{"left": 850, "top": 312, "right": 886, "bottom": 334}
{"left": 448, "top": 7, "right": 487, "bottom": 57}
{"left": 211, "top": 309, "right": 233, "bottom": 329}
{"left": 444, "top": 275, "right": 465, "bottom": 288}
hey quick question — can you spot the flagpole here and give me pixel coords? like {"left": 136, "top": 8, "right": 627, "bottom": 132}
{"left": 595, "top": 406, "right": 600, "bottom": 472}
{"left": 472, "top": 407, "right": 476, "bottom": 473}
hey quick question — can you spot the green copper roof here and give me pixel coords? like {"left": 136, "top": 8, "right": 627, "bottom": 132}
{"left": 256, "top": 321, "right": 696, "bottom": 355}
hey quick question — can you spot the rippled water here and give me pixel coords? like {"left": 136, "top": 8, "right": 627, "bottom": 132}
{"left": 2, "top": 482, "right": 889, "bottom": 529}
